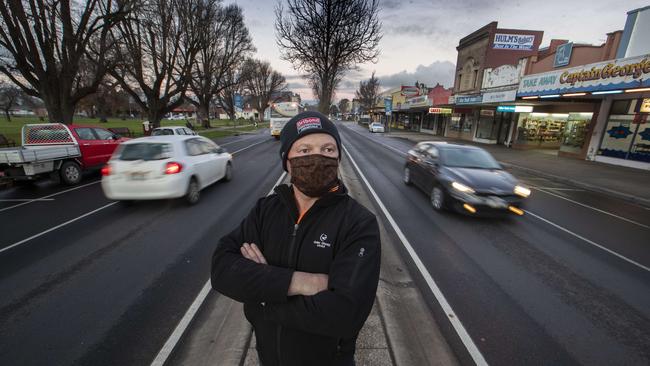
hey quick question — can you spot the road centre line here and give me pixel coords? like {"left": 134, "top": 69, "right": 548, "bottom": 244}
{"left": 0, "top": 180, "right": 101, "bottom": 213}
{"left": 530, "top": 187, "right": 584, "bottom": 191}
{"left": 344, "top": 124, "right": 650, "bottom": 231}
{"left": 342, "top": 145, "right": 488, "bottom": 366}
{"left": 525, "top": 210, "right": 650, "bottom": 273}
{"left": 150, "top": 171, "right": 287, "bottom": 366}
{"left": 0, "top": 198, "right": 55, "bottom": 202}
{"left": 531, "top": 187, "right": 650, "bottom": 230}
{"left": 0, "top": 202, "right": 118, "bottom": 255}
{"left": 231, "top": 139, "right": 270, "bottom": 155}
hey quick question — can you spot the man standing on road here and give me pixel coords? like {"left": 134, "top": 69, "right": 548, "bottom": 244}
{"left": 211, "top": 111, "right": 380, "bottom": 366}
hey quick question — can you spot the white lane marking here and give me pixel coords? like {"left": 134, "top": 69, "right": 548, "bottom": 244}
{"left": 532, "top": 187, "right": 650, "bottom": 230}
{"left": 231, "top": 139, "right": 270, "bottom": 155}
{"left": 342, "top": 145, "right": 488, "bottom": 366}
{"left": 0, "top": 202, "right": 117, "bottom": 254}
{"left": 0, "top": 198, "right": 55, "bottom": 202}
{"left": 0, "top": 180, "right": 101, "bottom": 213}
{"left": 149, "top": 171, "right": 287, "bottom": 366}
{"left": 530, "top": 187, "right": 584, "bottom": 191}
{"left": 341, "top": 125, "right": 407, "bottom": 155}
{"left": 525, "top": 210, "right": 650, "bottom": 273}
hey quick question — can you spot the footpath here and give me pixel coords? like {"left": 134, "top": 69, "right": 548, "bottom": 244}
{"left": 386, "top": 131, "right": 650, "bottom": 209}
{"left": 162, "top": 156, "right": 460, "bottom": 366}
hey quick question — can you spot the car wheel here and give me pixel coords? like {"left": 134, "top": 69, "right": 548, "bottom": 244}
{"left": 60, "top": 161, "right": 82, "bottom": 185}
{"left": 403, "top": 166, "right": 412, "bottom": 185}
{"left": 185, "top": 177, "right": 200, "bottom": 205}
{"left": 222, "top": 162, "right": 233, "bottom": 182}
{"left": 431, "top": 186, "right": 445, "bottom": 211}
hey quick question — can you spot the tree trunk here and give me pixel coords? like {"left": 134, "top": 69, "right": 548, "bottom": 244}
{"left": 318, "top": 83, "right": 333, "bottom": 115}
{"left": 148, "top": 109, "right": 164, "bottom": 128}
{"left": 4, "top": 108, "right": 10, "bottom": 122}
{"left": 198, "top": 103, "right": 211, "bottom": 128}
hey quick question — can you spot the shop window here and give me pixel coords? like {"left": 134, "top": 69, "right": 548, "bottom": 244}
{"left": 599, "top": 115, "right": 650, "bottom": 162}
{"left": 560, "top": 113, "right": 592, "bottom": 153}
{"left": 516, "top": 113, "right": 567, "bottom": 147}
{"left": 476, "top": 115, "right": 497, "bottom": 140}
{"left": 610, "top": 100, "right": 630, "bottom": 115}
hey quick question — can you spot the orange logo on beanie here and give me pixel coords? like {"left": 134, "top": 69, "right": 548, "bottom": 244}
{"left": 296, "top": 117, "right": 321, "bottom": 133}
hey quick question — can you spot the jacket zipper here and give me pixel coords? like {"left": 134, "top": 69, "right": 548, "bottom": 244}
{"left": 277, "top": 222, "right": 299, "bottom": 364}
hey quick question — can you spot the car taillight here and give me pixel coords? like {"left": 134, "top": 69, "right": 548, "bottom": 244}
{"left": 165, "top": 162, "right": 182, "bottom": 174}
{"left": 101, "top": 164, "right": 112, "bottom": 176}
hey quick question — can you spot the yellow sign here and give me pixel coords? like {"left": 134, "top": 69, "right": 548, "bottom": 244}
{"left": 429, "top": 108, "right": 452, "bottom": 114}
{"left": 641, "top": 98, "right": 650, "bottom": 113}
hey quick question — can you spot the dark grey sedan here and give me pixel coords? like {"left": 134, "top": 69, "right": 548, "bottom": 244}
{"left": 403, "top": 142, "right": 531, "bottom": 216}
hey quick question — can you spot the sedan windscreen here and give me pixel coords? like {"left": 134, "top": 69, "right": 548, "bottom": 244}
{"left": 118, "top": 143, "right": 173, "bottom": 161}
{"left": 441, "top": 148, "right": 501, "bottom": 169}
{"left": 152, "top": 129, "right": 174, "bottom": 136}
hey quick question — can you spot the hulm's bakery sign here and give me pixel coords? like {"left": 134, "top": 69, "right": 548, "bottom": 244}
{"left": 517, "top": 54, "right": 650, "bottom": 97}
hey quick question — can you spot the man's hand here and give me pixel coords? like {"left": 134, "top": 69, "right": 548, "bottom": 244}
{"left": 288, "top": 272, "right": 329, "bottom": 296}
{"left": 240, "top": 243, "right": 267, "bottom": 264}
{"left": 240, "top": 242, "right": 328, "bottom": 296}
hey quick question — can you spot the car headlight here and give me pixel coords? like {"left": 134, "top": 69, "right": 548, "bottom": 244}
{"left": 451, "top": 181, "right": 475, "bottom": 194}
{"left": 514, "top": 185, "right": 531, "bottom": 198}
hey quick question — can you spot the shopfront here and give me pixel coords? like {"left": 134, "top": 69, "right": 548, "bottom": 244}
{"left": 422, "top": 108, "right": 452, "bottom": 135}
{"left": 448, "top": 95, "right": 481, "bottom": 140}
{"left": 516, "top": 53, "right": 650, "bottom": 163}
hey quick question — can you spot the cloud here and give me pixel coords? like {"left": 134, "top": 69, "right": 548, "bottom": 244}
{"left": 377, "top": 61, "right": 455, "bottom": 90}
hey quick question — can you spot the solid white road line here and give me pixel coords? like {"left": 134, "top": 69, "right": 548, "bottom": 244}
{"left": 342, "top": 145, "right": 489, "bottom": 366}
{"left": 525, "top": 210, "right": 650, "bottom": 273}
{"left": 532, "top": 187, "right": 650, "bottom": 230}
{"left": 0, "top": 180, "right": 101, "bottom": 213}
{"left": 149, "top": 171, "right": 287, "bottom": 366}
{"left": 0, "top": 199, "right": 55, "bottom": 202}
{"left": 231, "top": 139, "right": 270, "bottom": 155}
{"left": 0, "top": 202, "right": 117, "bottom": 254}
{"left": 530, "top": 187, "right": 584, "bottom": 191}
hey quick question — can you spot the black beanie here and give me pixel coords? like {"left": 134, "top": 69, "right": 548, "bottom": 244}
{"left": 279, "top": 111, "right": 342, "bottom": 171}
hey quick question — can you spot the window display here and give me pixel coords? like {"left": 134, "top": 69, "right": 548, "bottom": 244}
{"left": 516, "top": 113, "right": 567, "bottom": 147}
{"left": 560, "top": 113, "right": 592, "bottom": 153}
{"left": 599, "top": 114, "right": 650, "bottom": 163}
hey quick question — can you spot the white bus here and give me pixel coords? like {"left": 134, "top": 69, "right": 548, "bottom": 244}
{"left": 269, "top": 102, "right": 303, "bottom": 139}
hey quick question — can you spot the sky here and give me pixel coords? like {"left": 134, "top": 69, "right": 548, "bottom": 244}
{"left": 229, "top": 0, "right": 649, "bottom": 103}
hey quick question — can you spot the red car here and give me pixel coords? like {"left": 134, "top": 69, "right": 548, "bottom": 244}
{"left": 0, "top": 123, "right": 130, "bottom": 185}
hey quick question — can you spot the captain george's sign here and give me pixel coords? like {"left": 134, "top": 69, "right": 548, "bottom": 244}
{"left": 517, "top": 54, "right": 650, "bottom": 97}
{"left": 493, "top": 33, "right": 535, "bottom": 50}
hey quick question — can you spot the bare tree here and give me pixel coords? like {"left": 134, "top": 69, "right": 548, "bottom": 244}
{"left": 218, "top": 64, "right": 248, "bottom": 121}
{"left": 0, "top": 0, "right": 133, "bottom": 123}
{"left": 0, "top": 81, "right": 21, "bottom": 121}
{"left": 355, "top": 72, "right": 380, "bottom": 113}
{"left": 189, "top": 1, "right": 255, "bottom": 128}
{"left": 110, "top": 0, "right": 203, "bottom": 127}
{"left": 338, "top": 98, "right": 350, "bottom": 114}
{"left": 243, "top": 59, "right": 286, "bottom": 122}
{"left": 275, "top": 0, "right": 381, "bottom": 114}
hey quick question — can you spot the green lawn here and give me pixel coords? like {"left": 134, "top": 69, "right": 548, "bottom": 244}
{"left": 0, "top": 116, "right": 261, "bottom": 144}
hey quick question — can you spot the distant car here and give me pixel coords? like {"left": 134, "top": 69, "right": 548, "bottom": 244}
{"left": 368, "top": 122, "right": 385, "bottom": 133}
{"left": 403, "top": 142, "right": 530, "bottom": 216}
{"left": 151, "top": 126, "right": 197, "bottom": 136}
{"left": 101, "top": 135, "right": 232, "bottom": 205}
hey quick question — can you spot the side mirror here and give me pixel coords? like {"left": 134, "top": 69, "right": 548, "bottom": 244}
{"left": 216, "top": 147, "right": 225, "bottom": 154}
{"left": 112, "top": 134, "right": 120, "bottom": 140}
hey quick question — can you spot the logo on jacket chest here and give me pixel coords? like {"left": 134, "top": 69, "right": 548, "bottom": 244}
{"left": 314, "top": 233, "right": 331, "bottom": 249}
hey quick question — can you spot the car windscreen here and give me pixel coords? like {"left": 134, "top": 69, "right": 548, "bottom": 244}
{"left": 152, "top": 129, "right": 174, "bottom": 136}
{"left": 440, "top": 148, "right": 501, "bottom": 169}
{"left": 118, "top": 143, "right": 173, "bottom": 161}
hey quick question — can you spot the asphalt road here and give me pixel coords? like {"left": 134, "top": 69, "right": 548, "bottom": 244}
{"left": 1, "top": 124, "right": 649, "bottom": 366}
{"left": 0, "top": 131, "right": 284, "bottom": 366}
{"left": 338, "top": 121, "right": 650, "bottom": 366}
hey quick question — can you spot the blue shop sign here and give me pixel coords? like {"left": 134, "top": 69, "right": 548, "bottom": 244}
{"left": 554, "top": 42, "right": 573, "bottom": 68}
{"left": 455, "top": 95, "right": 483, "bottom": 104}
{"left": 497, "top": 105, "right": 516, "bottom": 112}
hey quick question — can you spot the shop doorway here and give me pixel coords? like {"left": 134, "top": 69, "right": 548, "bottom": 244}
{"left": 496, "top": 112, "right": 513, "bottom": 145}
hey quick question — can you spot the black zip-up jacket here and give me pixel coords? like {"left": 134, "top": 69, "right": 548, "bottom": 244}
{"left": 211, "top": 182, "right": 380, "bottom": 366}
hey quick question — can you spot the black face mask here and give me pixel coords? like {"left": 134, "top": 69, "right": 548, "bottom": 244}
{"left": 289, "top": 154, "right": 339, "bottom": 197}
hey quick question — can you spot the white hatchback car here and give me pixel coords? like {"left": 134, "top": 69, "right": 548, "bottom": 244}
{"left": 369, "top": 122, "right": 385, "bottom": 133}
{"left": 101, "top": 135, "right": 232, "bottom": 204}
{"left": 152, "top": 126, "right": 197, "bottom": 136}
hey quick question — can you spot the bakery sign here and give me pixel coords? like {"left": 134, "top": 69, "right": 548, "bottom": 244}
{"left": 493, "top": 33, "right": 535, "bottom": 50}
{"left": 518, "top": 54, "right": 650, "bottom": 97}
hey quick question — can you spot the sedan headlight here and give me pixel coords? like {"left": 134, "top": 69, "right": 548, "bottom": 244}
{"left": 514, "top": 185, "right": 531, "bottom": 198}
{"left": 451, "top": 181, "right": 475, "bottom": 194}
